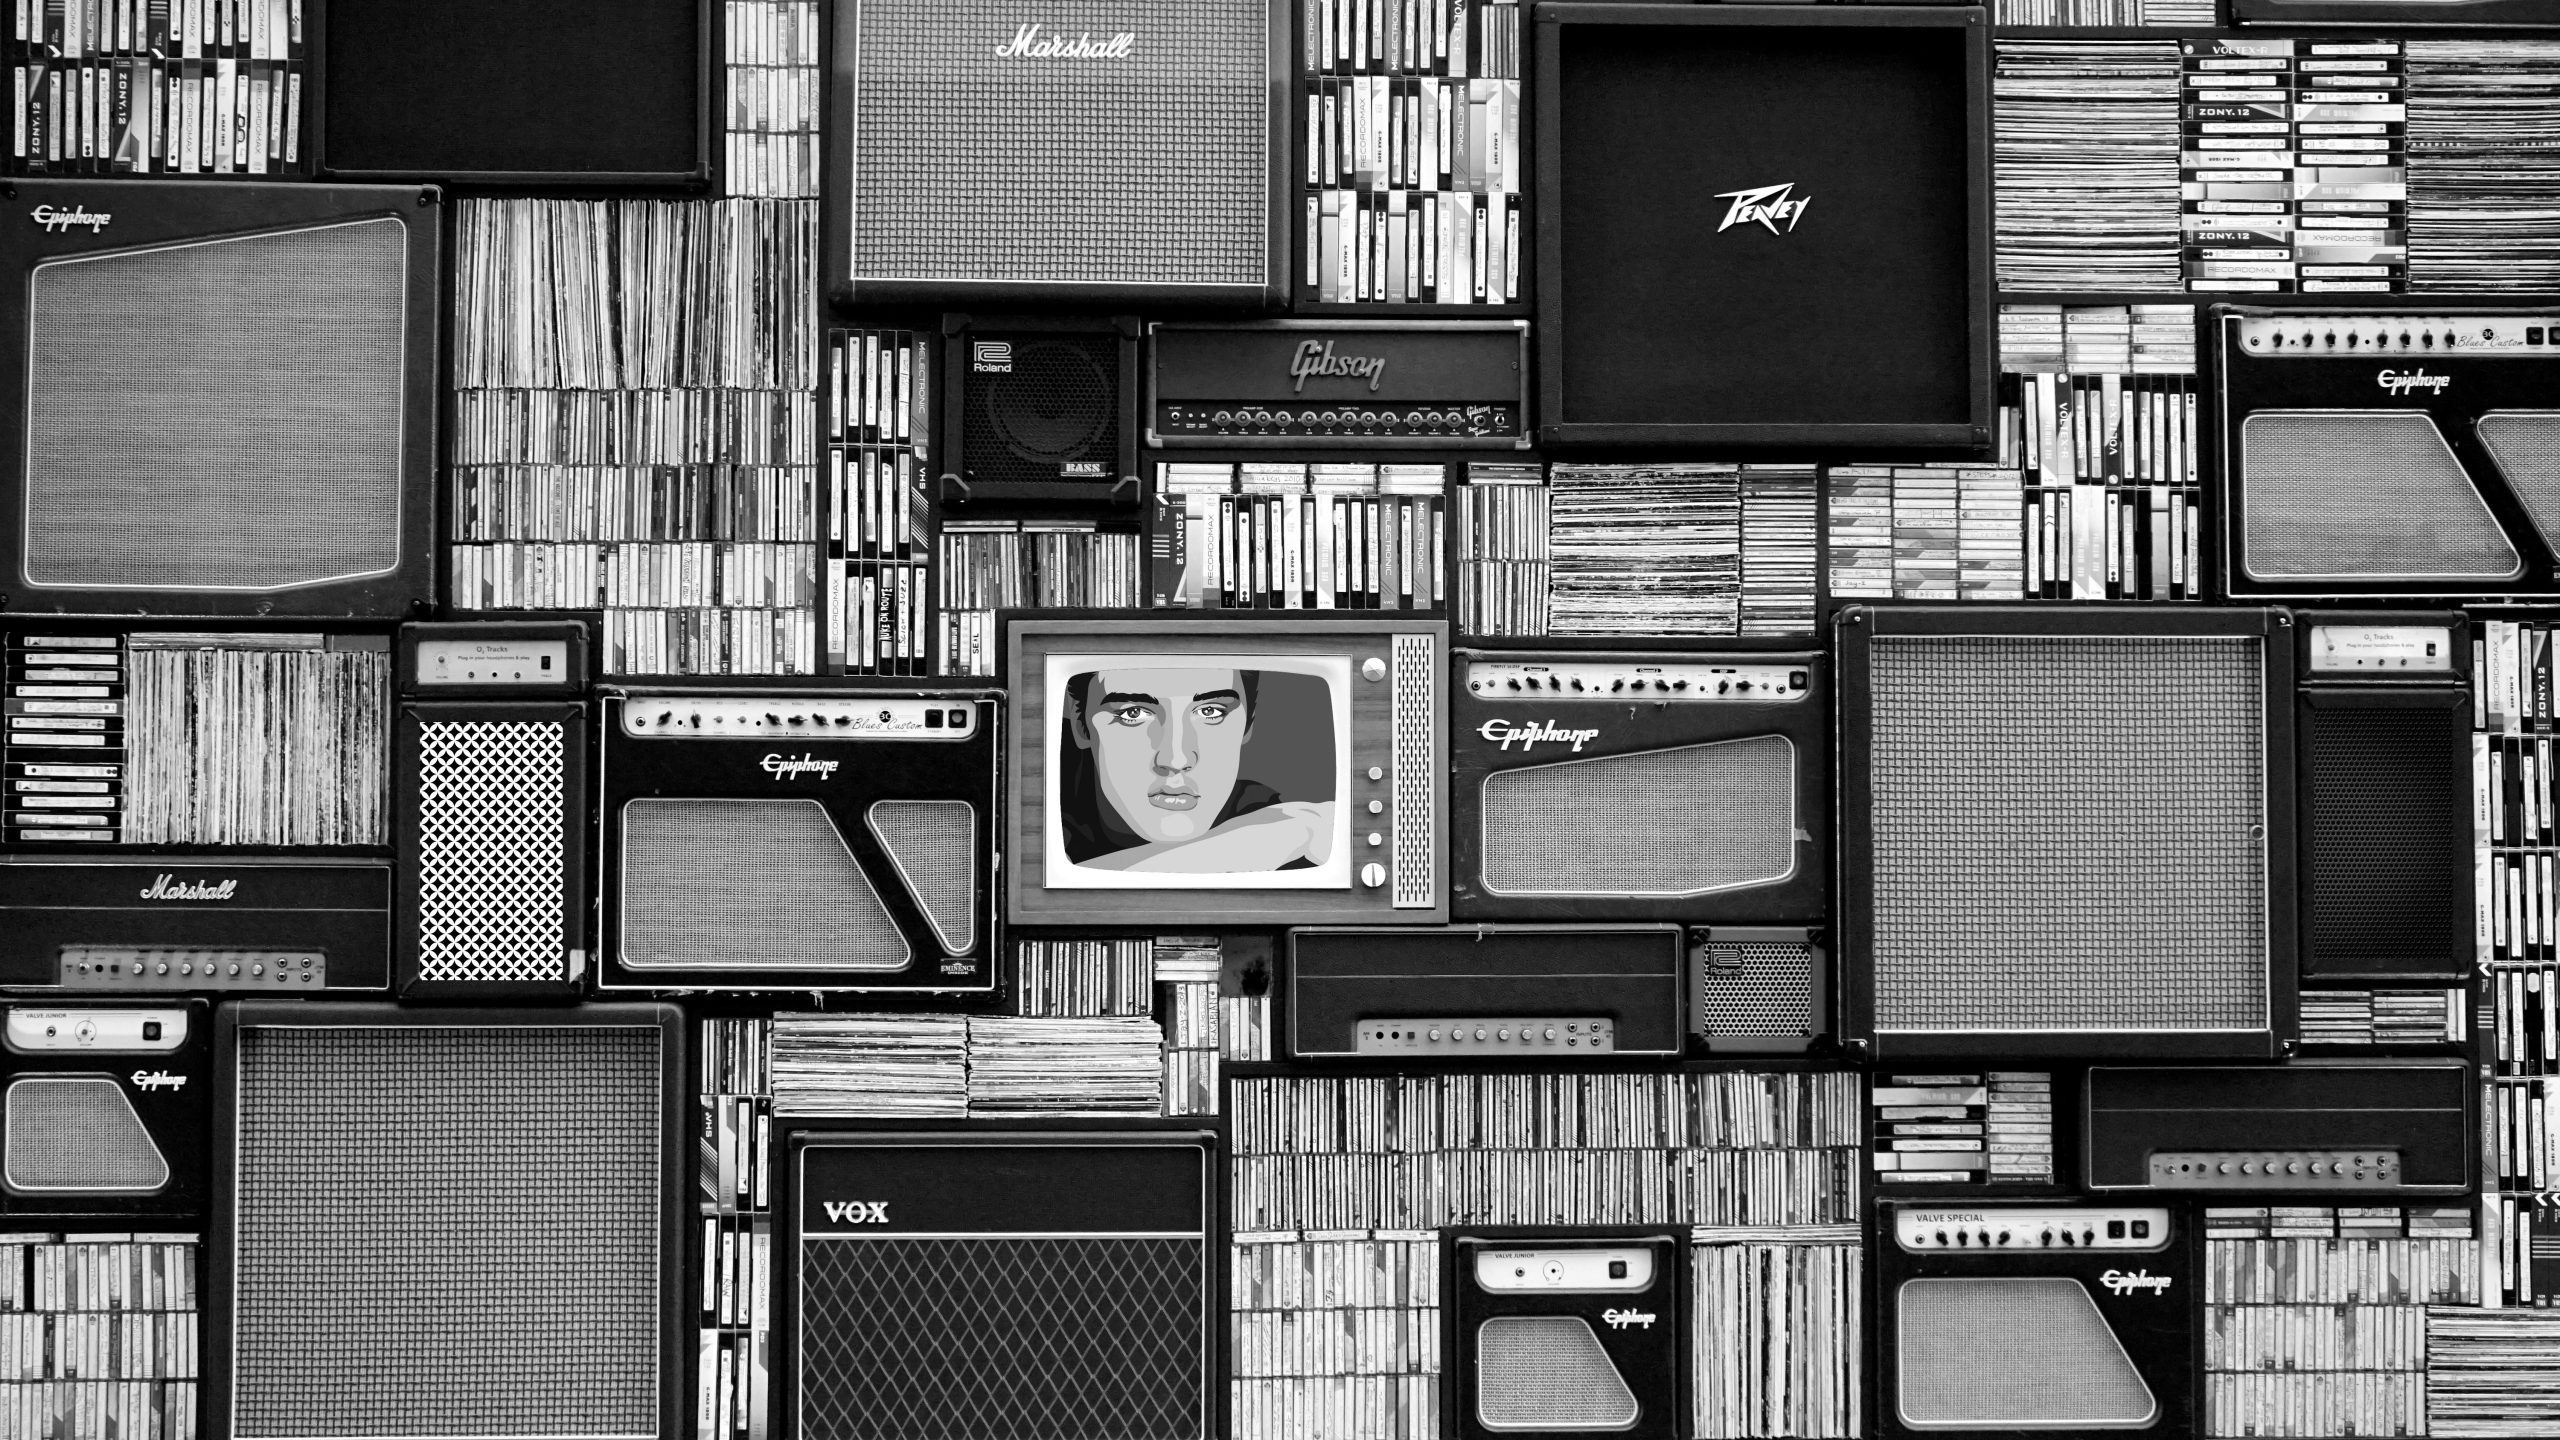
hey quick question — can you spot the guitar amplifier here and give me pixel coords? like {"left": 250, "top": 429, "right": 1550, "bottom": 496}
{"left": 2084, "top": 1061, "right": 2474, "bottom": 1195}
{"left": 942, "top": 314, "right": 1140, "bottom": 500}
{"left": 1145, "top": 321, "right": 1530, "bottom": 448}
{"left": 1450, "top": 1232, "right": 1684, "bottom": 1440}
{"left": 0, "top": 1000, "right": 207, "bottom": 1220}
{"left": 1287, "top": 925, "right": 1685, "bottom": 1060}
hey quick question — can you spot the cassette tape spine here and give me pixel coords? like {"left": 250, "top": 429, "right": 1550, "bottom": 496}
{"left": 1145, "top": 463, "right": 1445, "bottom": 619}
{"left": 697, "top": 1017, "right": 772, "bottom": 1440}
{"left": 826, "top": 328, "right": 930, "bottom": 676}
{"left": 720, "top": 0, "right": 818, "bottom": 201}
{"left": 0, "top": 1232, "right": 201, "bottom": 1440}
{"left": 7, "top": 0, "right": 307, "bottom": 177}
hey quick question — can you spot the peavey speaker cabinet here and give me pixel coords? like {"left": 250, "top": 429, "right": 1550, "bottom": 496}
{"left": 1451, "top": 1232, "right": 1684, "bottom": 1440}
{"left": 826, "top": 0, "right": 1288, "bottom": 307}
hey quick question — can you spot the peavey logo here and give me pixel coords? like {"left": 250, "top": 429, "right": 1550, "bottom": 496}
{"left": 130, "top": 1071, "right": 185, "bottom": 1093}
{"left": 1477, "top": 718, "right": 1600, "bottom": 753}
{"left": 1714, "top": 182, "right": 1811, "bottom": 236}
{"left": 1602, "top": 1308, "right": 1656, "bottom": 1330}
{"left": 761, "top": 753, "right": 839, "bottom": 780}
{"left": 138, "top": 875, "right": 235, "bottom": 901}
{"left": 822, "top": 1201, "right": 890, "bottom": 1224}
{"left": 2379, "top": 368, "right": 2450, "bottom": 397}
{"left": 2100, "top": 1269, "right": 2173, "bottom": 1297}
{"left": 995, "top": 23, "right": 1135, "bottom": 59}
{"left": 1290, "top": 339, "right": 1386, "bottom": 393}
{"left": 31, "top": 204, "right": 108, "bottom": 234}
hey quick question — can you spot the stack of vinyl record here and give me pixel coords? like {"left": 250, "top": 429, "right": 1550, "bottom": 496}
{"left": 2418, "top": 1310, "right": 2560, "bottom": 1436}
{"left": 769, "top": 1014, "right": 969, "bottom": 1118}
{"left": 1994, "top": 41, "right": 2184, "bottom": 291}
{"left": 1546, "top": 464, "right": 1740, "bottom": 636}
{"left": 2407, "top": 41, "right": 2560, "bottom": 293}
{"left": 1738, "top": 466, "right": 1818, "bottom": 636}
{"left": 965, "top": 1017, "right": 1167, "bottom": 1117}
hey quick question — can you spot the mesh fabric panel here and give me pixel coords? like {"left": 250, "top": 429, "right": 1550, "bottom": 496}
{"left": 1475, "top": 1316, "right": 1638, "bottom": 1431}
{"left": 799, "top": 1236, "right": 1204, "bottom": 1440}
{"left": 2304, "top": 702, "right": 2469, "bottom": 974}
{"left": 416, "top": 718, "right": 567, "bottom": 982}
{"left": 1482, "top": 737, "right": 1795, "bottom": 897}
{"left": 228, "top": 1023, "right": 661, "bottom": 1440}
{"left": 1694, "top": 941, "right": 1813, "bottom": 1037}
{"left": 1392, "top": 633, "right": 1436, "bottom": 907}
{"left": 848, "top": 0, "right": 1266, "bottom": 288}
{"left": 2475, "top": 410, "right": 2560, "bottom": 553}
{"left": 24, "top": 217, "right": 407, "bottom": 592}
{"left": 2239, "top": 411, "right": 2519, "bottom": 582}
{"left": 1866, "top": 634, "right": 2269, "bottom": 1035}
{"left": 620, "top": 798, "right": 910, "bottom": 972}
{"left": 1896, "top": 1278, "right": 2155, "bottom": 1429}
{"left": 2, "top": 1078, "right": 166, "bottom": 1194}
{"left": 867, "top": 799, "right": 978, "bottom": 956}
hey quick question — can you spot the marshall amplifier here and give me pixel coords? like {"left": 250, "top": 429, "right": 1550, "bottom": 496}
{"left": 1287, "top": 925, "right": 1684, "bottom": 1060}
{"left": 943, "top": 314, "right": 1141, "bottom": 501}
{"left": 1450, "top": 1232, "right": 1683, "bottom": 1440}
{"left": 2216, "top": 306, "right": 2560, "bottom": 599}
{"left": 0, "top": 1000, "right": 207, "bottom": 1220}
{"left": 1145, "top": 321, "right": 1530, "bottom": 448}
{"left": 1452, "top": 650, "right": 1825, "bottom": 924}
{"left": 1877, "top": 1201, "right": 2191, "bottom": 1438}
{"left": 396, "top": 622, "right": 589, "bottom": 1000}
{"left": 0, "top": 857, "right": 389, "bottom": 993}
{"left": 2084, "top": 1061, "right": 2474, "bottom": 1195}
{"left": 598, "top": 687, "right": 1000, "bottom": 995}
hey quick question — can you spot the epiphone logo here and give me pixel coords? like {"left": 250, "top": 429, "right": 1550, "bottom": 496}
{"left": 1478, "top": 718, "right": 1600, "bottom": 754}
{"left": 2100, "top": 1269, "right": 2173, "bottom": 1297}
{"left": 1602, "top": 1308, "right": 1656, "bottom": 1329}
{"left": 31, "top": 204, "right": 109, "bottom": 234}
{"left": 130, "top": 1070, "right": 185, "bottom": 1092}
{"left": 2378, "top": 368, "right": 2450, "bottom": 396}
{"left": 137, "top": 874, "right": 235, "bottom": 901}
{"left": 995, "top": 23, "right": 1135, "bottom": 59}
{"left": 1714, "top": 182, "right": 1810, "bottom": 236}
{"left": 761, "top": 753, "right": 839, "bottom": 780}
{"left": 1290, "top": 340, "right": 1386, "bottom": 393}
{"left": 822, "top": 1201, "right": 890, "bottom": 1224}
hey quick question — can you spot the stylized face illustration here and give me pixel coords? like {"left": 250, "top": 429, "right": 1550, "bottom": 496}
{"left": 1075, "top": 667, "right": 1250, "bottom": 845}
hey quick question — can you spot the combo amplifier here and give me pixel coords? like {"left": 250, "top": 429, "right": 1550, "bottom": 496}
{"left": 1877, "top": 1201, "right": 2192, "bottom": 1439}
{"left": 942, "top": 314, "right": 1140, "bottom": 501}
{"left": 1690, "top": 926, "right": 1826, "bottom": 1056}
{"left": 1450, "top": 1232, "right": 1684, "bottom": 1440}
{"left": 0, "top": 1000, "right": 207, "bottom": 1220}
{"left": 598, "top": 687, "right": 1000, "bottom": 995}
{"left": 2084, "top": 1060, "right": 2474, "bottom": 1195}
{"left": 1145, "top": 321, "right": 1530, "bottom": 448}
{"left": 1286, "top": 925, "right": 1684, "bottom": 1060}
{"left": 2216, "top": 306, "right": 2560, "bottom": 599}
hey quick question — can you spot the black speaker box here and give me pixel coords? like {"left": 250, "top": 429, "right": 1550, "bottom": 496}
{"left": 1450, "top": 1231, "right": 1684, "bottom": 1440}
{"left": 0, "top": 999, "right": 208, "bottom": 1221}
{"left": 1533, "top": 4, "right": 1992, "bottom": 450}
{"left": 941, "top": 314, "right": 1142, "bottom": 504}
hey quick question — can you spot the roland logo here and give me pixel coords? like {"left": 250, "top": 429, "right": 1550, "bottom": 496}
{"left": 31, "top": 203, "right": 109, "bottom": 235}
{"left": 2378, "top": 368, "right": 2450, "bottom": 397}
{"left": 2100, "top": 1269, "right": 2173, "bottom": 1297}
{"left": 1478, "top": 718, "right": 1601, "bottom": 753}
{"left": 972, "top": 340, "right": 1013, "bottom": 373}
{"left": 1290, "top": 339, "right": 1387, "bottom": 393}
{"left": 130, "top": 1070, "right": 185, "bottom": 1092}
{"left": 1714, "top": 182, "right": 1810, "bottom": 236}
{"left": 138, "top": 874, "right": 235, "bottom": 901}
{"left": 1602, "top": 1308, "right": 1656, "bottom": 1329}
{"left": 760, "top": 753, "right": 839, "bottom": 780}
{"left": 995, "top": 23, "right": 1135, "bottom": 59}
{"left": 822, "top": 1201, "right": 890, "bottom": 1224}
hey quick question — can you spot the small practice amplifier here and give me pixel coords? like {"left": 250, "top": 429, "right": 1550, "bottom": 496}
{"left": 0, "top": 1000, "right": 207, "bottom": 1220}
{"left": 1451, "top": 1232, "right": 1683, "bottom": 1440}
{"left": 1690, "top": 926, "right": 1826, "bottom": 1055}
{"left": 1146, "top": 321, "right": 1529, "bottom": 448}
{"left": 1287, "top": 925, "right": 1683, "bottom": 1059}
{"left": 942, "top": 314, "right": 1141, "bottom": 501}
{"left": 2084, "top": 1061, "right": 2473, "bottom": 1195}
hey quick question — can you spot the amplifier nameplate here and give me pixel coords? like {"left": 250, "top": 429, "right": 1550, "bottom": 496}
{"left": 413, "top": 638, "right": 571, "bottom": 686}
{"left": 1894, "top": 1207, "right": 2172, "bottom": 1253}
{"left": 2309, "top": 625, "right": 2455, "bottom": 673}
{"left": 59, "top": 949, "right": 325, "bottom": 990}
{"left": 2147, "top": 1149, "right": 2401, "bottom": 1188}
{"left": 1356, "top": 1017, "right": 1614, "bottom": 1055}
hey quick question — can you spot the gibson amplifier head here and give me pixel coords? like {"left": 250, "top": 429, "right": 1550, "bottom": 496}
{"left": 943, "top": 314, "right": 1141, "bottom": 499}
{"left": 1450, "top": 1232, "right": 1683, "bottom": 1440}
{"left": 1287, "top": 924, "right": 1685, "bottom": 1060}
{"left": 0, "top": 1000, "right": 207, "bottom": 1220}
{"left": 598, "top": 687, "right": 1000, "bottom": 994}
{"left": 1146, "top": 321, "right": 1531, "bottom": 448}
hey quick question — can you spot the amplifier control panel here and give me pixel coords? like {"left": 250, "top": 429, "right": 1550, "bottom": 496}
{"left": 1356, "top": 1018, "right": 1615, "bottom": 1055}
{"left": 57, "top": 949, "right": 325, "bottom": 991}
{"left": 2309, "top": 624, "right": 2455, "bottom": 673}
{"left": 621, "top": 698, "right": 976, "bottom": 738}
{"left": 1464, "top": 659, "right": 1809, "bottom": 702}
{"left": 2236, "top": 313, "right": 2560, "bottom": 355}
{"left": 1155, "top": 401, "right": 1521, "bottom": 441}
{"left": 1894, "top": 1206, "right": 2173, "bottom": 1252}
{"left": 2147, "top": 1150, "right": 2401, "bottom": 1188}
{"left": 5, "top": 1007, "right": 187, "bottom": 1051}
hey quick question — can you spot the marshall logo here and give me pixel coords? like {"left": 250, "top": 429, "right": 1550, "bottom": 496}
{"left": 760, "top": 753, "right": 840, "bottom": 780}
{"left": 2100, "top": 1268, "right": 2173, "bottom": 1297}
{"left": 1290, "top": 339, "right": 1387, "bottom": 393}
{"left": 1602, "top": 1308, "right": 1656, "bottom": 1330}
{"left": 2378, "top": 368, "right": 2450, "bottom": 397}
{"left": 130, "top": 1070, "right": 186, "bottom": 1092}
{"left": 1714, "top": 182, "right": 1811, "bottom": 236}
{"left": 31, "top": 204, "right": 109, "bottom": 235}
{"left": 138, "top": 875, "right": 235, "bottom": 901}
{"left": 995, "top": 23, "right": 1135, "bottom": 59}
{"left": 1478, "top": 718, "right": 1601, "bottom": 754}
{"left": 822, "top": 1201, "right": 891, "bottom": 1224}
{"left": 972, "top": 340, "right": 1013, "bottom": 373}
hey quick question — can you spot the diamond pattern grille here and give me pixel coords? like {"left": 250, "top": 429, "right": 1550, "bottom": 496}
{"left": 416, "top": 719, "right": 567, "bottom": 982}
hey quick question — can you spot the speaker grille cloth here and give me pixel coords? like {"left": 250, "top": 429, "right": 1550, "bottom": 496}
{"left": 620, "top": 798, "right": 910, "bottom": 972}
{"left": 1896, "top": 1278, "right": 2155, "bottom": 1429}
{"left": 1481, "top": 737, "right": 1795, "bottom": 897}
{"left": 866, "top": 799, "right": 977, "bottom": 955}
{"left": 23, "top": 217, "right": 407, "bottom": 592}
{"left": 1866, "top": 634, "right": 2268, "bottom": 1034}
{"left": 848, "top": 0, "right": 1267, "bottom": 288}
{"left": 2474, "top": 410, "right": 2560, "bottom": 553}
{"left": 2305, "top": 702, "right": 2470, "bottom": 974}
{"left": 965, "top": 335, "right": 1118, "bottom": 484}
{"left": 800, "top": 1236, "right": 1203, "bottom": 1440}
{"left": 416, "top": 718, "right": 567, "bottom": 982}
{"left": 2239, "top": 410, "right": 2519, "bottom": 582}
{"left": 2, "top": 1078, "right": 166, "bottom": 1194}
{"left": 1695, "top": 941, "right": 1813, "bottom": 1037}
{"left": 228, "top": 1024, "right": 661, "bottom": 1440}
{"left": 1475, "top": 1316, "right": 1638, "bottom": 1431}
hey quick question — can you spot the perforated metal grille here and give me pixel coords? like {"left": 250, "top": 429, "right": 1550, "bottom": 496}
{"left": 620, "top": 798, "right": 911, "bottom": 972}
{"left": 867, "top": 799, "right": 978, "bottom": 956}
{"left": 1482, "top": 738, "right": 1795, "bottom": 897}
{"left": 23, "top": 218, "right": 407, "bottom": 592}
{"left": 2, "top": 1078, "right": 165, "bottom": 1195}
{"left": 1896, "top": 1278, "right": 2155, "bottom": 1429}
{"left": 229, "top": 1023, "right": 662, "bottom": 1440}
{"left": 847, "top": 0, "right": 1267, "bottom": 289}
{"left": 1866, "top": 634, "right": 2269, "bottom": 1035}
{"left": 799, "top": 1237, "right": 1204, "bottom": 1440}
{"left": 1475, "top": 1316, "right": 1638, "bottom": 1432}
{"left": 1694, "top": 941, "right": 1813, "bottom": 1038}
{"left": 2240, "top": 411, "right": 2520, "bottom": 582}
{"left": 2304, "top": 702, "right": 2470, "bottom": 974}
{"left": 965, "top": 335, "right": 1119, "bottom": 483}
{"left": 416, "top": 718, "right": 566, "bottom": 983}
{"left": 2475, "top": 410, "right": 2560, "bottom": 554}
{"left": 1393, "top": 633, "right": 1435, "bottom": 909}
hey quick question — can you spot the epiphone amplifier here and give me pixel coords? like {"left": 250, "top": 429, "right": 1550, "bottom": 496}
{"left": 825, "top": 0, "right": 1287, "bottom": 307}
{"left": 2237, "top": 0, "right": 2560, "bottom": 25}
{"left": 0, "top": 180, "right": 438, "bottom": 618}
{"left": 943, "top": 314, "right": 1141, "bottom": 499}
{"left": 1145, "top": 321, "right": 1530, "bottom": 448}
{"left": 1286, "top": 925, "right": 1684, "bottom": 1059}
{"left": 1451, "top": 650, "right": 1825, "bottom": 923}
{"left": 2084, "top": 1061, "right": 2473, "bottom": 1195}
{"left": 598, "top": 687, "right": 1000, "bottom": 994}
{"left": 0, "top": 1000, "right": 207, "bottom": 1220}
{"left": 1450, "top": 1233, "right": 1683, "bottom": 1440}
{"left": 0, "top": 857, "right": 389, "bottom": 993}
{"left": 1877, "top": 1201, "right": 2192, "bottom": 1439}
{"left": 395, "top": 622, "right": 589, "bottom": 1000}
{"left": 785, "top": 1129, "right": 1214, "bottom": 1440}
{"left": 2216, "top": 306, "right": 2560, "bottom": 599}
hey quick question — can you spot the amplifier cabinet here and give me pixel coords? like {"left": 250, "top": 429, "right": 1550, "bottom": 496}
{"left": 1691, "top": 925, "right": 1827, "bottom": 1056}
{"left": 942, "top": 314, "right": 1141, "bottom": 500}
{"left": 0, "top": 856, "right": 390, "bottom": 994}
{"left": 598, "top": 687, "right": 1001, "bottom": 995}
{"left": 1287, "top": 924, "right": 1685, "bottom": 1060}
{"left": 1449, "top": 1231, "right": 1684, "bottom": 1440}
{"left": 1146, "top": 321, "right": 1531, "bottom": 449}
{"left": 2084, "top": 1061, "right": 2474, "bottom": 1196}
{"left": 0, "top": 999, "right": 207, "bottom": 1221}
{"left": 1451, "top": 649, "right": 1825, "bottom": 924}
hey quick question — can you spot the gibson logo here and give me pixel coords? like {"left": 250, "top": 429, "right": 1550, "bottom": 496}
{"left": 130, "top": 1070, "right": 185, "bottom": 1093}
{"left": 1290, "top": 339, "right": 1386, "bottom": 393}
{"left": 2378, "top": 368, "right": 2450, "bottom": 397}
{"left": 822, "top": 1201, "right": 890, "bottom": 1224}
{"left": 761, "top": 753, "right": 840, "bottom": 780}
{"left": 2100, "top": 1269, "right": 2173, "bottom": 1297}
{"left": 1478, "top": 718, "right": 1600, "bottom": 754}
{"left": 1714, "top": 182, "right": 1811, "bottom": 236}
{"left": 1603, "top": 1308, "right": 1656, "bottom": 1330}
{"left": 31, "top": 204, "right": 109, "bottom": 234}
{"left": 138, "top": 875, "right": 235, "bottom": 901}
{"left": 995, "top": 23, "right": 1135, "bottom": 59}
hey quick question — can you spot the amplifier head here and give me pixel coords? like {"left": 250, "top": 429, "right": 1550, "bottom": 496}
{"left": 942, "top": 314, "right": 1140, "bottom": 499}
{"left": 1146, "top": 321, "right": 1532, "bottom": 449}
{"left": 1287, "top": 924, "right": 1685, "bottom": 1060}
{"left": 1451, "top": 1231, "right": 1683, "bottom": 1440}
{"left": 2084, "top": 1061, "right": 2474, "bottom": 1196}
{"left": 0, "top": 1000, "right": 207, "bottom": 1220}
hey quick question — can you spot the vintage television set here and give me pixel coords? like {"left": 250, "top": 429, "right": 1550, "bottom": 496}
{"left": 0, "top": 180, "right": 439, "bottom": 620}
{"left": 1005, "top": 615, "right": 1448, "bottom": 927}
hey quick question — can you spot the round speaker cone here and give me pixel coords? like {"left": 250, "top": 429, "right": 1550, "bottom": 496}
{"left": 985, "top": 340, "right": 1112, "bottom": 464}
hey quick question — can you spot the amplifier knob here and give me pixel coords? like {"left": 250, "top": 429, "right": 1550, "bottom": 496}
{"left": 1497, "top": 1028, "right": 1511, "bottom": 1042}
{"left": 1935, "top": 1230, "right": 1949, "bottom": 1247}
{"left": 1361, "top": 863, "right": 1386, "bottom": 889}
{"left": 1997, "top": 1231, "right": 2011, "bottom": 1246}
{"left": 1544, "top": 1027, "right": 1557, "bottom": 1040}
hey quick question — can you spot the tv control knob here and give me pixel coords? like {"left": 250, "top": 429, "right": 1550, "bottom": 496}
{"left": 1367, "top": 800, "right": 1384, "bottom": 815}
{"left": 1367, "top": 832, "right": 1383, "bottom": 848}
{"left": 1362, "top": 657, "right": 1387, "bottom": 682}
{"left": 1360, "top": 862, "right": 1386, "bottom": 888}
{"left": 1368, "top": 766, "right": 1384, "bottom": 781}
